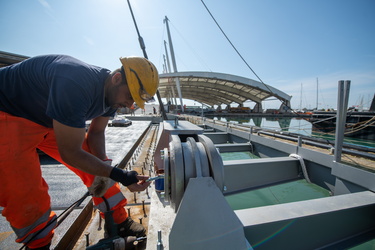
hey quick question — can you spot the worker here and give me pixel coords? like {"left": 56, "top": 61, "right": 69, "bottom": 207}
{"left": 130, "top": 103, "right": 136, "bottom": 116}
{"left": 0, "top": 55, "right": 159, "bottom": 249}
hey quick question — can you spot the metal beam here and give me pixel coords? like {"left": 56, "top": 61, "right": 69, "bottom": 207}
{"left": 236, "top": 191, "right": 375, "bottom": 249}
{"left": 223, "top": 157, "right": 300, "bottom": 193}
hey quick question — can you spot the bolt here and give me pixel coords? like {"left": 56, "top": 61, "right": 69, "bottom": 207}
{"left": 139, "top": 218, "right": 143, "bottom": 224}
{"left": 97, "top": 211, "right": 102, "bottom": 230}
{"left": 134, "top": 192, "right": 137, "bottom": 203}
{"left": 85, "top": 233, "right": 90, "bottom": 247}
{"left": 142, "top": 200, "right": 147, "bottom": 217}
{"left": 146, "top": 187, "right": 150, "bottom": 199}
{"left": 127, "top": 208, "right": 131, "bottom": 217}
{"left": 157, "top": 230, "right": 163, "bottom": 250}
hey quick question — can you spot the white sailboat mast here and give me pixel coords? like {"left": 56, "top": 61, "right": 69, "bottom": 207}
{"left": 316, "top": 77, "right": 319, "bottom": 110}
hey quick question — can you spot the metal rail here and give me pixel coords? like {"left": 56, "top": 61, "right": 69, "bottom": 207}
{"left": 257, "top": 130, "right": 375, "bottom": 161}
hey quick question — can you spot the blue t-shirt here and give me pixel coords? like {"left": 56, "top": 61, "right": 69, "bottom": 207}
{"left": 0, "top": 55, "right": 116, "bottom": 128}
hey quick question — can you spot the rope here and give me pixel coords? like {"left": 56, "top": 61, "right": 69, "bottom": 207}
{"left": 311, "top": 115, "right": 337, "bottom": 124}
{"left": 289, "top": 154, "right": 311, "bottom": 183}
{"left": 345, "top": 116, "right": 375, "bottom": 135}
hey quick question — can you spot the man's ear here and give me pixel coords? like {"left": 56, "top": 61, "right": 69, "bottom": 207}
{"left": 112, "top": 72, "right": 123, "bottom": 85}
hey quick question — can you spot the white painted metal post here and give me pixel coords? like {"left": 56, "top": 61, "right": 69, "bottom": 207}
{"left": 334, "top": 80, "right": 351, "bottom": 162}
{"left": 163, "top": 41, "right": 172, "bottom": 73}
{"left": 164, "top": 40, "right": 178, "bottom": 106}
{"left": 164, "top": 16, "right": 184, "bottom": 112}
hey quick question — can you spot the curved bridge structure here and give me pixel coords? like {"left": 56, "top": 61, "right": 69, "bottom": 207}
{"left": 159, "top": 71, "right": 292, "bottom": 110}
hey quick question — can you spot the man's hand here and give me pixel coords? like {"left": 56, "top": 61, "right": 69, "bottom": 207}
{"left": 127, "top": 175, "right": 151, "bottom": 192}
{"left": 110, "top": 168, "right": 151, "bottom": 191}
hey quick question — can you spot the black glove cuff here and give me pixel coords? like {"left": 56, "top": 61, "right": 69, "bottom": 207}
{"left": 110, "top": 168, "right": 139, "bottom": 186}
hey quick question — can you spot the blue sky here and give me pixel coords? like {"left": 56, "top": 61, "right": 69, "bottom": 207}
{"left": 1, "top": 0, "right": 374, "bottom": 110}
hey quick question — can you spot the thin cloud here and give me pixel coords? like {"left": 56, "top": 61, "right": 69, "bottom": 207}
{"left": 83, "top": 36, "right": 95, "bottom": 46}
{"left": 38, "top": 0, "right": 54, "bottom": 18}
{"left": 38, "top": 0, "right": 51, "bottom": 10}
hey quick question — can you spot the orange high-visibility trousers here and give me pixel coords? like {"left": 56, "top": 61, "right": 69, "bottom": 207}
{"left": 0, "top": 111, "right": 128, "bottom": 248}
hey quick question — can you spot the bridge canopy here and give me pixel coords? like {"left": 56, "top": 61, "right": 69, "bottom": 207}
{"left": 0, "top": 51, "right": 29, "bottom": 68}
{"left": 159, "top": 71, "right": 291, "bottom": 107}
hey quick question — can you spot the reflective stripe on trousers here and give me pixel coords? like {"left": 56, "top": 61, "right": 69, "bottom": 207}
{"left": 93, "top": 187, "right": 126, "bottom": 212}
{"left": 13, "top": 210, "right": 57, "bottom": 246}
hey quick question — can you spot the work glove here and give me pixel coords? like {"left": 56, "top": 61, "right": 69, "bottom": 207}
{"left": 110, "top": 167, "right": 139, "bottom": 186}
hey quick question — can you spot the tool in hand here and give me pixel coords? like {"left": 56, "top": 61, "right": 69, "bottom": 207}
{"left": 146, "top": 175, "right": 164, "bottom": 182}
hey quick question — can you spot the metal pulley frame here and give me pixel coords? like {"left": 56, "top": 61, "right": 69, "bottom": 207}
{"left": 163, "top": 134, "right": 225, "bottom": 211}
{"left": 154, "top": 120, "right": 247, "bottom": 250}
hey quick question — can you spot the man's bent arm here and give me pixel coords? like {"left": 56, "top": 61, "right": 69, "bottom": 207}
{"left": 86, "top": 116, "right": 110, "bottom": 160}
{"left": 53, "top": 119, "right": 112, "bottom": 177}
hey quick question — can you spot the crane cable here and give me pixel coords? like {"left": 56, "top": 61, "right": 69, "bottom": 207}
{"left": 200, "top": 0, "right": 267, "bottom": 92}
{"left": 126, "top": 0, "right": 168, "bottom": 120}
{"left": 200, "top": 0, "right": 300, "bottom": 115}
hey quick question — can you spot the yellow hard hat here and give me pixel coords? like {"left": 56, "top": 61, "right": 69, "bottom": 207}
{"left": 120, "top": 57, "right": 159, "bottom": 109}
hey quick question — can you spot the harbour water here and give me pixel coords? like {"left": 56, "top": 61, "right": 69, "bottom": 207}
{"left": 213, "top": 116, "right": 375, "bottom": 149}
